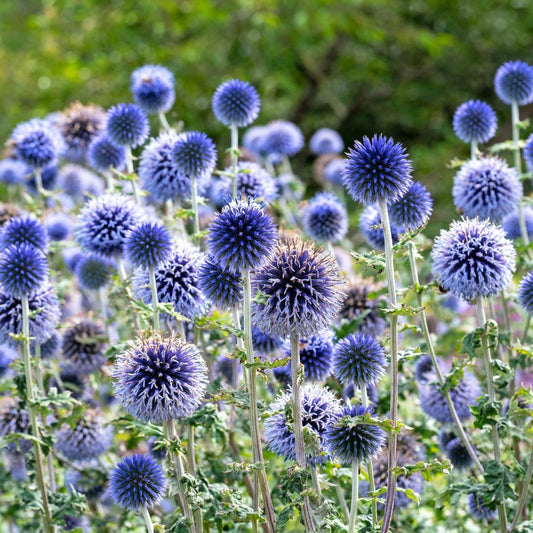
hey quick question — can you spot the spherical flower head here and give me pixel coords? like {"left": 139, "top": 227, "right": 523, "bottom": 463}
{"left": 56, "top": 102, "right": 106, "bottom": 163}
{"left": 252, "top": 237, "right": 344, "bottom": 338}
{"left": 75, "top": 193, "right": 141, "bottom": 258}
{"left": 34, "top": 331, "right": 61, "bottom": 360}
{"left": 325, "top": 404, "right": 386, "bottom": 465}
{"left": 46, "top": 212, "right": 72, "bottom": 241}
{"left": 467, "top": 493, "right": 498, "bottom": 522}
{"left": 57, "top": 164, "right": 98, "bottom": 198}
{"left": 87, "top": 135, "right": 126, "bottom": 172}
{"left": 281, "top": 332, "right": 334, "bottom": 381}
{"left": 302, "top": 192, "right": 348, "bottom": 244}
{"left": 518, "top": 271, "right": 533, "bottom": 314}
{"left": 131, "top": 65, "right": 175, "bottom": 114}
{"left": 324, "top": 158, "right": 345, "bottom": 186}
{"left": 112, "top": 334, "right": 208, "bottom": 423}
{"left": 212, "top": 79, "right": 261, "bottom": 127}
{"left": 309, "top": 128, "right": 344, "bottom": 155}
{"left": 0, "top": 159, "right": 28, "bottom": 185}
{"left": 388, "top": 181, "right": 433, "bottom": 231}
{"left": 265, "top": 383, "right": 342, "bottom": 464}
{"left": 494, "top": 60, "right": 533, "bottom": 105}
{"left": 1, "top": 215, "right": 48, "bottom": 253}
{"left": 172, "top": 130, "right": 217, "bottom": 179}
{"left": 56, "top": 410, "right": 113, "bottom": 462}
{"left": 343, "top": 134, "right": 413, "bottom": 205}
{"left": 502, "top": 206, "right": 533, "bottom": 241}
{"left": 453, "top": 100, "right": 497, "bottom": 144}
{"left": 63, "top": 247, "right": 84, "bottom": 273}
{"left": 439, "top": 429, "right": 473, "bottom": 471}
{"left": 452, "top": 157, "right": 522, "bottom": 222}
{"left": 242, "top": 126, "right": 268, "bottom": 156}
{"left": 431, "top": 218, "right": 516, "bottom": 301}
{"left": 333, "top": 332, "right": 387, "bottom": 387}
{"left": 110, "top": 454, "right": 166, "bottom": 510}
{"left": 0, "top": 244, "right": 48, "bottom": 298}
{"left": 105, "top": 103, "right": 149, "bottom": 148}
{"left": 198, "top": 256, "right": 243, "bottom": 309}
{"left": 252, "top": 327, "right": 284, "bottom": 356}
{"left": 414, "top": 354, "right": 434, "bottom": 384}
{"left": 359, "top": 205, "right": 402, "bottom": 250}
{"left": 0, "top": 284, "right": 60, "bottom": 344}
{"left": 206, "top": 198, "right": 277, "bottom": 273}
{"left": 61, "top": 320, "right": 107, "bottom": 375}
{"left": 133, "top": 246, "right": 208, "bottom": 320}
{"left": 261, "top": 120, "right": 304, "bottom": 157}
{"left": 125, "top": 221, "right": 172, "bottom": 269}
{"left": 0, "top": 343, "right": 17, "bottom": 378}
{"left": 11, "top": 118, "right": 65, "bottom": 168}
{"left": 524, "top": 133, "right": 533, "bottom": 172}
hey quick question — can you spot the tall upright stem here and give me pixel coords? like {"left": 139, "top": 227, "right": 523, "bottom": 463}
{"left": 148, "top": 266, "right": 160, "bottom": 331}
{"left": 191, "top": 175, "right": 200, "bottom": 236}
{"left": 159, "top": 112, "right": 171, "bottom": 132}
{"left": 471, "top": 140, "right": 478, "bottom": 160}
{"left": 360, "top": 385, "right": 378, "bottom": 526}
{"left": 377, "top": 200, "right": 398, "bottom": 533}
{"left": 348, "top": 459, "right": 359, "bottom": 533}
{"left": 125, "top": 145, "right": 141, "bottom": 205}
{"left": 186, "top": 424, "right": 203, "bottom": 533}
{"left": 231, "top": 124, "right": 239, "bottom": 199}
{"left": 509, "top": 442, "right": 533, "bottom": 532}
{"left": 141, "top": 505, "right": 154, "bottom": 533}
{"left": 34, "top": 167, "right": 45, "bottom": 198}
{"left": 99, "top": 287, "right": 110, "bottom": 341}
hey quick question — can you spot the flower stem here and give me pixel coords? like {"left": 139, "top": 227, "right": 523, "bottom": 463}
{"left": 148, "top": 266, "right": 160, "bottom": 331}
{"left": 377, "top": 200, "right": 399, "bottom": 533}
{"left": 348, "top": 459, "right": 359, "bottom": 533}
{"left": 34, "top": 167, "right": 45, "bottom": 199}
{"left": 310, "top": 464, "right": 322, "bottom": 499}
{"left": 471, "top": 140, "right": 478, "bottom": 160}
{"left": 335, "top": 481, "right": 350, "bottom": 521}
{"left": 125, "top": 145, "right": 141, "bottom": 206}
{"left": 99, "top": 287, "right": 110, "bottom": 341}
{"left": 231, "top": 124, "right": 239, "bottom": 199}
{"left": 509, "top": 441, "right": 533, "bottom": 532}
{"left": 186, "top": 424, "right": 203, "bottom": 533}
{"left": 105, "top": 169, "right": 115, "bottom": 192}
{"left": 159, "top": 112, "right": 171, "bottom": 132}
{"left": 141, "top": 505, "right": 154, "bottom": 533}
{"left": 407, "top": 241, "right": 483, "bottom": 473}
{"left": 191, "top": 174, "right": 200, "bottom": 236}
{"left": 360, "top": 385, "right": 378, "bottom": 527}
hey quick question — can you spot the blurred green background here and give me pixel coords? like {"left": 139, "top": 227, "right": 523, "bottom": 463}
{"left": 1, "top": 0, "right": 532, "bottom": 232}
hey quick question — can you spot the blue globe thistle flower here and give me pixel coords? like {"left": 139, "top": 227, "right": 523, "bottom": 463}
{"left": 502, "top": 206, "right": 533, "bottom": 241}
{"left": 212, "top": 79, "right": 261, "bottom": 127}
{"left": 6, "top": 449, "right": 28, "bottom": 482}
{"left": 309, "top": 128, "right": 344, "bottom": 155}
{"left": 524, "top": 133, "right": 533, "bottom": 171}
{"left": 125, "top": 221, "right": 172, "bottom": 270}
{"left": 172, "top": 131, "right": 217, "bottom": 179}
{"left": 133, "top": 246, "right": 208, "bottom": 320}
{"left": 414, "top": 354, "right": 434, "bottom": 384}
{"left": 252, "top": 327, "right": 284, "bottom": 355}
{"left": 302, "top": 192, "right": 348, "bottom": 244}
{"left": 252, "top": 237, "right": 343, "bottom": 338}
{"left": 431, "top": 218, "right": 516, "bottom": 301}
{"left": 467, "top": 493, "right": 498, "bottom": 522}
{"left": 105, "top": 103, "right": 149, "bottom": 148}
{"left": 388, "top": 181, "right": 433, "bottom": 231}
{"left": 206, "top": 198, "right": 277, "bottom": 273}
{"left": 75, "top": 193, "right": 141, "bottom": 258}
{"left": 1, "top": 215, "right": 48, "bottom": 252}
{"left": 325, "top": 404, "right": 386, "bottom": 464}
{"left": 56, "top": 410, "right": 113, "bottom": 462}
{"left": 46, "top": 212, "right": 72, "bottom": 241}
{"left": 131, "top": 65, "right": 175, "bottom": 114}
{"left": 110, "top": 454, "right": 166, "bottom": 510}
{"left": 56, "top": 102, "right": 106, "bottom": 163}
{"left": 333, "top": 332, "right": 387, "bottom": 387}
{"left": 26, "top": 164, "right": 58, "bottom": 193}
{"left": 518, "top": 271, "right": 533, "bottom": 314}
{"left": 63, "top": 247, "right": 84, "bottom": 272}
{"left": 61, "top": 320, "right": 107, "bottom": 375}
{"left": 112, "top": 334, "right": 208, "bottom": 423}
{"left": 439, "top": 429, "right": 474, "bottom": 471}
{"left": 11, "top": 118, "right": 65, "bottom": 168}
{"left": 0, "top": 159, "right": 28, "bottom": 185}
{"left": 359, "top": 205, "right": 403, "bottom": 250}
{"left": 34, "top": 331, "right": 62, "bottom": 360}
{"left": 0, "top": 244, "right": 48, "bottom": 298}
{"left": 265, "top": 383, "right": 342, "bottom": 464}
{"left": 198, "top": 256, "right": 243, "bottom": 309}
{"left": 453, "top": 100, "right": 497, "bottom": 144}
{"left": 494, "top": 60, "right": 533, "bottom": 105}
{"left": 272, "top": 364, "right": 292, "bottom": 388}
{"left": 87, "top": 135, "right": 127, "bottom": 172}
{"left": 57, "top": 164, "right": 98, "bottom": 198}
{"left": 324, "top": 158, "right": 345, "bottom": 186}
{"left": 261, "top": 120, "right": 304, "bottom": 157}
{"left": 343, "top": 134, "right": 413, "bottom": 205}
{"left": 452, "top": 157, "right": 522, "bottom": 222}
{"left": 242, "top": 125, "right": 269, "bottom": 156}
{"left": 419, "top": 369, "right": 481, "bottom": 424}
{"left": 0, "top": 344, "right": 17, "bottom": 378}
{"left": 0, "top": 397, "right": 29, "bottom": 448}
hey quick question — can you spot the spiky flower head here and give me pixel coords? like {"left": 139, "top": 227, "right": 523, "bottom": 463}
{"left": 518, "top": 271, "right": 533, "bottom": 314}
{"left": 0, "top": 244, "right": 48, "bottom": 298}
{"left": 453, "top": 100, "right": 497, "bottom": 144}
{"left": 212, "top": 79, "right": 261, "bottom": 127}
{"left": 388, "top": 181, "right": 433, "bottom": 231}
{"left": 56, "top": 102, "right": 106, "bottom": 162}
{"left": 265, "top": 383, "right": 342, "bottom": 464}
{"left": 414, "top": 354, "right": 434, "bottom": 384}
{"left": 252, "top": 237, "right": 344, "bottom": 338}
{"left": 262, "top": 120, "right": 304, "bottom": 157}
{"left": 109, "top": 454, "right": 166, "bottom": 510}
{"left": 172, "top": 131, "right": 217, "bottom": 178}
{"left": 343, "top": 134, "right": 413, "bottom": 205}
{"left": 198, "top": 256, "right": 243, "bottom": 309}
{"left": 333, "top": 332, "right": 387, "bottom": 387}
{"left": 75, "top": 193, "right": 141, "bottom": 258}
{"left": 1, "top": 215, "right": 48, "bottom": 253}
{"left": 75, "top": 254, "right": 113, "bottom": 291}
{"left": 467, "top": 493, "right": 498, "bottom": 522}
{"left": 452, "top": 157, "right": 522, "bottom": 222}
{"left": 324, "top": 158, "right": 345, "bottom": 186}
{"left": 242, "top": 125, "right": 268, "bottom": 156}
{"left": 125, "top": 221, "right": 172, "bottom": 270}
{"left": 46, "top": 213, "right": 72, "bottom": 241}
{"left": 252, "top": 327, "right": 284, "bottom": 356}
{"left": 112, "top": 334, "right": 208, "bottom": 423}
{"left": 133, "top": 246, "right": 208, "bottom": 320}
{"left": 206, "top": 198, "right": 277, "bottom": 273}
{"left": 87, "top": 135, "right": 126, "bottom": 172}
{"left": 61, "top": 320, "right": 107, "bottom": 375}
{"left": 494, "top": 60, "right": 533, "bottom": 105}
{"left": 105, "top": 103, "right": 149, "bottom": 148}
{"left": 309, "top": 128, "right": 344, "bottom": 155}
{"left": 57, "top": 164, "right": 101, "bottom": 198}
{"left": 0, "top": 159, "right": 27, "bottom": 185}
{"left": 56, "top": 409, "right": 113, "bottom": 462}
{"left": 502, "top": 206, "right": 533, "bottom": 241}
{"left": 325, "top": 404, "right": 386, "bottom": 464}
{"left": 431, "top": 218, "right": 516, "bottom": 301}
{"left": 302, "top": 192, "right": 348, "bottom": 244}
{"left": 439, "top": 429, "right": 473, "bottom": 471}
{"left": 11, "top": 118, "right": 65, "bottom": 168}
{"left": 359, "top": 205, "right": 402, "bottom": 250}
{"left": 131, "top": 65, "right": 175, "bottom": 114}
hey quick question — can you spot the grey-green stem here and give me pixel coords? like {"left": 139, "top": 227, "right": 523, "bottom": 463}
{"left": 159, "top": 112, "right": 171, "bottom": 132}
{"left": 360, "top": 384, "right": 378, "bottom": 526}
{"left": 231, "top": 124, "right": 239, "bottom": 199}
{"left": 471, "top": 140, "right": 478, "bottom": 160}
{"left": 191, "top": 174, "right": 200, "bottom": 236}
{"left": 125, "top": 145, "right": 141, "bottom": 205}
{"left": 348, "top": 459, "right": 359, "bottom": 533}
{"left": 149, "top": 266, "right": 160, "bottom": 330}
{"left": 141, "top": 505, "right": 154, "bottom": 533}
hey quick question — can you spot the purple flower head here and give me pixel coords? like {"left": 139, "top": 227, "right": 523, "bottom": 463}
{"left": 46, "top": 212, "right": 72, "bottom": 241}
{"left": 261, "top": 120, "right": 304, "bottom": 157}
{"left": 0, "top": 244, "right": 48, "bottom": 298}
{"left": 439, "top": 429, "right": 474, "bottom": 471}
{"left": 87, "top": 135, "right": 126, "bottom": 172}
{"left": 302, "top": 192, "right": 348, "bottom": 244}
{"left": 453, "top": 100, "right": 497, "bottom": 144}
{"left": 0, "top": 159, "right": 28, "bottom": 185}
{"left": 198, "top": 256, "right": 243, "bottom": 309}
{"left": 388, "top": 181, "right": 433, "bottom": 231}
{"left": 75, "top": 254, "right": 113, "bottom": 291}
{"left": 125, "top": 220, "right": 173, "bottom": 270}
{"left": 359, "top": 205, "right": 403, "bottom": 250}
{"left": 61, "top": 320, "right": 107, "bottom": 375}
{"left": 212, "top": 79, "right": 261, "bottom": 127}
{"left": 1, "top": 215, "right": 48, "bottom": 253}
{"left": 518, "top": 271, "right": 533, "bottom": 314}
{"left": 131, "top": 65, "right": 175, "bottom": 114}
{"left": 468, "top": 493, "right": 498, "bottom": 522}
{"left": 494, "top": 60, "right": 533, "bottom": 105}
{"left": 324, "top": 158, "right": 345, "bottom": 186}
{"left": 106, "top": 103, "right": 149, "bottom": 148}
{"left": 309, "top": 128, "right": 344, "bottom": 155}
{"left": 172, "top": 131, "right": 217, "bottom": 178}
{"left": 501, "top": 206, "right": 533, "bottom": 241}
{"left": 252, "top": 327, "right": 284, "bottom": 356}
